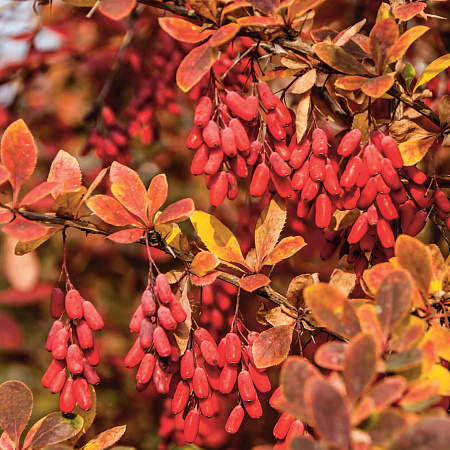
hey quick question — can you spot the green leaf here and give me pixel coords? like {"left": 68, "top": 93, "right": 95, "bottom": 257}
{"left": 313, "top": 43, "right": 368, "bottom": 75}
{"left": 368, "top": 18, "right": 399, "bottom": 73}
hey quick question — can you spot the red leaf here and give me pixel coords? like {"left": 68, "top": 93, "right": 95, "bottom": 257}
{"left": 19, "top": 181, "right": 59, "bottom": 207}
{"left": 0, "top": 381, "right": 33, "bottom": 447}
{"left": 147, "top": 174, "right": 168, "bottom": 222}
{"left": 238, "top": 274, "right": 271, "bottom": 292}
{"left": 361, "top": 74, "right": 395, "bottom": 98}
{"left": 0, "top": 164, "right": 8, "bottom": 185}
{"left": 314, "top": 341, "right": 347, "bottom": 370}
{"left": 237, "top": 16, "right": 283, "bottom": 27}
{"left": 252, "top": 324, "right": 294, "bottom": 368}
{"left": 176, "top": 42, "right": 217, "bottom": 93}
{"left": 0, "top": 209, "right": 13, "bottom": 224}
{"left": 98, "top": 0, "right": 136, "bottom": 21}
{"left": 210, "top": 23, "right": 241, "bottom": 47}
{"left": 368, "top": 18, "right": 399, "bottom": 73}
{"left": 0, "top": 312, "right": 22, "bottom": 349}
{"left": 0, "top": 120, "right": 37, "bottom": 203}
{"left": 110, "top": 161, "right": 148, "bottom": 224}
{"left": 154, "top": 198, "right": 195, "bottom": 225}
{"left": 304, "top": 378, "right": 351, "bottom": 449}
{"left": 0, "top": 432, "right": 15, "bottom": 450}
{"left": 2, "top": 216, "right": 48, "bottom": 242}
{"left": 393, "top": 2, "right": 426, "bottom": 21}
{"left": 313, "top": 42, "right": 368, "bottom": 75}
{"left": 47, "top": 150, "right": 82, "bottom": 198}
{"left": 87, "top": 195, "right": 140, "bottom": 227}
{"left": 190, "top": 270, "right": 220, "bottom": 286}
{"left": 158, "top": 17, "right": 214, "bottom": 43}
{"left": 106, "top": 228, "right": 143, "bottom": 244}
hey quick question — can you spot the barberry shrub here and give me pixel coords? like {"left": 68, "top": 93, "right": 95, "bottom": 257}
{"left": 0, "top": 0, "right": 450, "bottom": 448}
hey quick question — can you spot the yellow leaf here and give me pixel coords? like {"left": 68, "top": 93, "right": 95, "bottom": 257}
{"left": 189, "top": 251, "right": 220, "bottom": 277}
{"left": 414, "top": 53, "right": 450, "bottom": 93}
{"left": 262, "top": 236, "right": 306, "bottom": 266}
{"left": 421, "top": 325, "right": 450, "bottom": 362}
{"left": 398, "top": 136, "right": 435, "bottom": 166}
{"left": 427, "top": 364, "right": 450, "bottom": 396}
{"left": 190, "top": 211, "right": 247, "bottom": 267}
{"left": 386, "top": 26, "right": 429, "bottom": 66}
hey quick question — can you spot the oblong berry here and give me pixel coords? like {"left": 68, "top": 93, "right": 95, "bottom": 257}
{"left": 52, "top": 328, "right": 69, "bottom": 360}
{"left": 238, "top": 370, "right": 257, "bottom": 402}
{"left": 124, "top": 337, "right": 146, "bottom": 368}
{"left": 209, "top": 171, "right": 228, "bottom": 207}
{"left": 50, "top": 369, "right": 67, "bottom": 394}
{"left": 225, "top": 405, "right": 244, "bottom": 434}
{"left": 158, "top": 305, "right": 177, "bottom": 330}
{"left": 141, "top": 289, "right": 156, "bottom": 316}
{"left": 337, "top": 129, "right": 361, "bottom": 156}
{"left": 250, "top": 163, "right": 270, "bottom": 197}
{"left": 76, "top": 319, "right": 93, "bottom": 349}
{"left": 65, "top": 289, "right": 83, "bottom": 320}
{"left": 219, "top": 363, "right": 238, "bottom": 394}
{"left": 311, "top": 128, "right": 328, "bottom": 156}
{"left": 139, "top": 318, "right": 154, "bottom": 348}
{"left": 42, "top": 359, "right": 66, "bottom": 388}
{"left": 194, "top": 97, "right": 213, "bottom": 128}
{"left": 50, "top": 287, "right": 65, "bottom": 319}
{"left": 201, "top": 340, "right": 220, "bottom": 366}
{"left": 46, "top": 320, "right": 64, "bottom": 352}
{"left": 180, "top": 349, "right": 195, "bottom": 380}
{"left": 243, "top": 396, "right": 263, "bottom": 419}
{"left": 73, "top": 376, "right": 92, "bottom": 411}
{"left": 67, "top": 344, "right": 84, "bottom": 374}
{"left": 184, "top": 410, "right": 200, "bottom": 444}
{"left": 193, "top": 367, "right": 210, "bottom": 399}
{"left": 82, "top": 301, "right": 104, "bottom": 331}
{"left": 225, "top": 333, "right": 241, "bottom": 365}
{"left": 315, "top": 194, "right": 332, "bottom": 229}
{"left": 156, "top": 274, "right": 172, "bottom": 305}
{"left": 136, "top": 353, "right": 155, "bottom": 384}
{"left": 59, "top": 378, "right": 76, "bottom": 413}
{"left": 153, "top": 326, "right": 171, "bottom": 358}
{"left": 172, "top": 380, "right": 191, "bottom": 414}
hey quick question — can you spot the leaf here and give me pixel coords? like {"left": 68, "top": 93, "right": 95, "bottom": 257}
{"left": 106, "top": 229, "right": 143, "bottom": 244}
{"left": 335, "top": 75, "right": 367, "bottom": 90}
{"left": 395, "top": 235, "right": 432, "bottom": 296}
{"left": 290, "top": 436, "right": 322, "bottom": 450}
{"left": 398, "top": 136, "right": 436, "bottom": 166}
{"left": 313, "top": 43, "right": 368, "bottom": 75}
{"left": 248, "top": 0, "right": 278, "bottom": 14}
{"left": 422, "top": 325, "right": 450, "bottom": 362}
{"left": 388, "top": 317, "right": 426, "bottom": 353}
{"left": 176, "top": 42, "right": 216, "bottom": 93}
{"left": 343, "top": 333, "right": 377, "bottom": 402}
{"left": 295, "top": 92, "right": 311, "bottom": 143}
{"left": 376, "top": 269, "right": 413, "bottom": 338}
{"left": 22, "top": 412, "right": 83, "bottom": 450}
{"left": 0, "top": 381, "right": 32, "bottom": 446}
{"left": 292, "top": 69, "right": 317, "bottom": 95}
{"left": 173, "top": 282, "right": 191, "bottom": 356}
{"left": 333, "top": 19, "right": 366, "bottom": 47}
{"left": 285, "top": 273, "right": 316, "bottom": 309}
{"left": 304, "top": 283, "right": 361, "bottom": 339}
{"left": 47, "top": 150, "right": 82, "bottom": 198}
{"left": 82, "top": 425, "right": 126, "bottom": 450}
{"left": 158, "top": 17, "right": 214, "bottom": 44}
{"left": 236, "top": 16, "right": 283, "bottom": 27}
{"left": 262, "top": 236, "right": 306, "bottom": 266}
{"left": 252, "top": 324, "right": 294, "bottom": 369}
{"left": 190, "top": 210, "right": 247, "bottom": 266}
{"left": 402, "top": 62, "right": 416, "bottom": 91}
{"left": 154, "top": 222, "right": 190, "bottom": 254}
{"left": 69, "top": 386, "right": 97, "bottom": 446}
{"left": 263, "top": 306, "right": 296, "bottom": 327}
{"left": 185, "top": 0, "right": 217, "bottom": 23}
{"left": 368, "top": 18, "right": 399, "bottom": 73}
{"left": 0, "top": 165, "right": 9, "bottom": 185}
{"left": 288, "top": 0, "right": 327, "bottom": 21}
{"left": 98, "top": 0, "right": 137, "bottom": 21}
{"left": 329, "top": 256, "right": 356, "bottom": 297}
{"left": 328, "top": 208, "right": 360, "bottom": 231}
{"left": 399, "top": 379, "right": 441, "bottom": 412}
{"left": 393, "top": 2, "right": 427, "bottom": 21}
{"left": 438, "top": 95, "right": 450, "bottom": 129}
{"left": 189, "top": 251, "right": 220, "bottom": 277}
{"left": 53, "top": 187, "right": 87, "bottom": 218}
{"left": 147, "top": 174, "right": 168, "bottom": 222}
{"left": 304, "top": 378, "right": 351, "bottom": 449}
{"left": 0, "top": 209, "right": 13, "bottom": 225}
{"left": 87, "top": 195, "right": 140, "bottom": 227}
{"left": 2, "top": 216, "right": 48, "bottom": 242}
{"left": 385, "top": 347, "right": 423, "bottom": 372}
{"left": 110, "top": 162, "right": 147, "bottom": 224}
{"left": 314, "top": 341, "right": 347, "bottom": 370}
{"left": 427, "top": 364, "right": 450, "bottom": 396}
{"left": 19, "top": 182, "right": 59, "bottom": 207}
{"left": 77, "top": 168, "right": 108, "bottom": 215}
{"left": 361, "top": 74, "right": 395, "bottom": 98}
{"left": 386, "top": 26, "right": 429, "bottom": 66}
{"left": 0, "top": 431, "right": 15, "bottom": 450}
{"left": 0, "top": 120, "right": 37, "bottom": 201}
{"left": 255, "top": 195, "right": 286, "bottom": 267}
{"left": 153, "top": 198, "right": 194, "bottom": 225}
{"left": 368, "top": 409, "right": 406, "bottom": 446}
{"left": 361, "top": 262, "right": 397, "bottom": 296}
{"left": 209, "top": 23, "right": 241, "bottom": 48}
{"left": 368, "top": 376, "right": 407, "bottom": 409}
{"left": 414, "top": 54, "right": 450, "bottom": 93}
{"left": 14, "top": 228, "right": 59, "bottom": 255}
{"left": 239, "top": 274, "right": 271, "bottom": 292}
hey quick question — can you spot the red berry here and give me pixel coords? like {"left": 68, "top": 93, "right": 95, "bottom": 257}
{"left": 186, "top": 126, "right": 203, "bottom": 150}
{"left": 238, "top": 370, "right": 257, "bottom": 402}
{"left": 124, "top": 337, "right": 146, "bottom": 368}
{"left": 181, "top": 350, "right": 195, "bottom": 380}
{"left": 309, "top": 155, "right": 326, "bottom": 182}
{"left": 405, "top": 210, "right": 428, "bottom": 236}
{"left": 363, "top": 145, "right": 382, "bottom": 176}
{"left": 323, "top": 164, "right": 340, "bottom": 196}
{"left": 341, "top": 186, "right": 360, "bottom": 210}
{"left": 357, "top": 177, "right": 378, "bottom": 210}
{"left": 82, "top": 358, "right": 100, "bottom": 385}
{"left": 139, "top": 318, "right": 154, "bottom": 348}
{"left": 267, "top": 112, "right": 286, "bottom": 141}
{"left": 248, "top": 364, "right": 271, "bottom": 392}
{"left": 136, "top": 353, "right": 155, "bottom": 384}
{"left": 184, "top": 410, "right": 200, "bottom": 443}
{"left": 270, "top": 152, "right": 291, "bottom": 177}
{"left": 315, "top": 194, "right": 332, "bottom": 229}
{"left": 129, "top": 305, "right": 144, "bottom": 333}
{"left": 46, "top": 320, "right": 64, "bottom": 352}
{"left": 297, "top": 199, "right": 311, "bottom": 219}
{"left": 271, "top": 172, "right": 294, "bottom": 198}
{"left": 225, "top": 405, "right": 245, "bottom": 434}
{"left": 194, "top": 97, "right": 213, "bottom": 128}
{"left": 50, "top": 287, "right": 65, "bottom": 319}
{"left": 243, "top": 396, "right": 263, "bottom": 418}
{"left": 193, "top": 367, "right": 210, "bottom": 399}
{"left": 274, "top": 97, "right": 292, "bottom": 127}
{"left": 274, "top": 140, "right": 290, "bottom": 161}
{"left": 153, "top": 359, "right": 172, "bottom": 394}
{"left": 380, "top": 158, "right": 402, "bottom": 191}
{"left": 169, "top": 294, "right": 187, "bottom": 323}
{"left": 381, "top": 135, "right": 403, "bottom": 168}
{"left": 52, "top": 328, "right": 69, "bottom": 360}
{"left": 247, "top": 141, "right": 262, "bottom": 165}
{"left": 156, "top": 274, "right": 172, "bottom": 305}
{"left": 203, "top": 363, "right": 221, "bottom": 391}
{"left": 209, "top": 171, "right": 228, "bottom": 207}
{"left": 225, "top": 333, "right": 241, "bottom": 365}
{"left": 201, "top": 340, "right": 220, "bottom": 365}
{"left": 376, "top": 193, "right": 398, "bottom": 220}
{"left": 50, "top": 369, "right": 67, "bottom": 394}
{"left": 67, "top": 344, "right": 84, "bottom": 374}
{"left": 337, "top": 129, "right": 361, "bottom": 156}
{"left": 311, "top": 128, "right": 328, "bottom": 156}
{"left": 141, "top": 289, "right": 156, "bottom": 316}
{"left": 227, "top": 171, "right": 238, "bottom": 200}
{"left": 82, "top": 301, "right": 104, "bottom": 331}
{"left": 73, "top": 377, "right": 92, "bottom": 411}
{"left": 348, "top": 213, "right": 368, "bottom": 244}
{"left": 356, "top": 160, "right": 370, "bottom": 188}
{"left": 258, "top": 81, "right": 277, "bottom": 110}
{"left": 199, "top": 394, "right": 215, "bottom": 417}
{"left": 409, "top": 182, "right": 432, "bottom": 209}
{"left": 204, "top": 147, "right": 224, "bottom": 175}
{"left": 273, "top": 413, "right": 296, "bottom": 440}
{"left": 65, "top": 289, "right": 83, "bottom": 320}
{"left": 221, "top": 127, "right": 237, "bottom": 157}
{"left": 289, "top": 139, "right": 310, "bottom": 169}
{"left": 76, "top": 319, "right": 93, "bottom": 349}
{"left": 403, "top": 165, "right": 427, "bottom": 184}
{"left": 59, "top": 378, "right": 76, "bottom": 413}
{"left": 436, "top": 189, "right": 450, "bottom": 213}
{"left": 377, "top": 218, "right": 395, "bottom": 248}
{"left": 172, "top": 380, "right": 190, "bottom": 414}
{"left": 191, "top": 144, "right": 209, "bottom": 176}
{"left": 85, "top": 341, "right": 100, "bottom": 367}
{"left": 42, "top": 359, "right": 66, "bottom": 388}
{"left": 219, "top": 363, "right": 238, "bottom": 394}
{"left": 229, "top": 118, "right": 250, "bottom": 152}
{"left": 341, "top": 157, "right": 362, "bottom": 189}
{"left": 153, "top": 326, "right": 171, "bottom": 357}
{"left": 302, "top": 177, "right": 320, "bottom": 202}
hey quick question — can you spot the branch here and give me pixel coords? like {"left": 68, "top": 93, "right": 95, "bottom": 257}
{"left": 17, "top": 210, "right": 298, "bottom": 313}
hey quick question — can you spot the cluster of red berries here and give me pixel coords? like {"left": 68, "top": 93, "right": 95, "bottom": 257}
{"left": 42, "top": 286, "right": 104, "bottom": 412}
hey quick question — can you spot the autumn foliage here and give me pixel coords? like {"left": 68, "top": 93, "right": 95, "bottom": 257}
{"left": 0, "top": 0, "right": 450, "bottom": 449}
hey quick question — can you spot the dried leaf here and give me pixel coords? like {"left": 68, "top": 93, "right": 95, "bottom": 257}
{"left": 87, "top": 195, "right": 140, "bottom": 227}
{"left": 304, "top": 378, "right": 351, "bottom": 449}
{"left": 368, "top": 18, "right": 399, "bottom": 73}
{"left": 173, "top": 282, "right": 192, "bottom": 356}
{"left": 329, "top": 256, "right": 357, "bottom": 297}
{"left": 176, "top": 42, "right": 216, "bottom": 93}
{"left": 255, "top": 195, "right": 286, "bottom": 267}
{"left": 153, "top": 198, "right": 195, "bottom": 225}
{"left": 314, "top": 341, "right": 347, "bottom": 370}
{"left": 262, "top": 236, "right": 306, "bottom": 266}
{"left": 158, "top": 17, "right": 214, "bottom": 44}
{"left": 106, "top": 229, "right": 143, "bottom": 244}
{"left": 414, "top": 53, "right": 450, "bottom": 93}
{"left": 386, "top": 26, "right": 429, "bottom": 66}
{"left": 189, "top": 251, "right": 220, "bottom": 277}
{"left": 0, "top": 381, "right": 33, "bottom": 446}
{"left": 286, "top": 273, "right": 316, "bottom": 309}
{"left": 252, "top": 324, "right": 294, "bottom": 369}
{"left": 0, "top": 120, "right": 36, "bottom": 200}
{"left": 295, "top": 91, "right": 311, "bottom": 142}
{"left": 53, "top": 187, "right": 87, "bottom": 218}
{"left": 14, "top": 228, "right": 59, "bottom": 255}
{"left": 47, "top": 150, "right": 82, "bottom": 198}
{"left": 185, "top": 0, "right": 217, "bottom": 23}
{"left": 438, "top": 95, "right": 450, "bottom": 129}
{"left": 264, "top": 306, "right": 296, "bottom": 327}
{"left": 313, "top": 42, "right": 368, "bottom": 75}
{"left": 98, "top": 0, "right": 136, "bottom": 21}
{"left": 329, "top": 208, "right": 360, "bottom": 231}
{"left": 239, "top": 274, "right": 271, "bottom": 292}
{"left": 147, "top": 174, "right": 168, "bottom": 222}
{"left": 292, "top": 70, "right": 317, "bottom": 95}
{"left": 2, "top": 216, "right": 48, "bottom": 242}
{"left": 361, "top": 74, "right": 395, "bottom": 98}
{"left": 304, "top": 283, "right": 361, "bottom": 339}
{"left": 82, "top": 425, "right": 126, "bottom": 450}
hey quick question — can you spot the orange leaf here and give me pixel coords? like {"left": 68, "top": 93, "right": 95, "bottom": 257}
{"left": 238, "top": 274, "right": 271, "bottom": 292}
{"left": 236, "top": 16, "right": 283, "bottom": 27}
{"left": 386, "top": 26, "right": 429, "bottom": 66}
{"left": 47, "top": 150, "right": 82, "bottom": 198}
{"left": 190, "top": 271, "right": 220, "bottom": 286}
{"left": 0, "top": 120, "right": 37, "bottom": 202}
{"left": 399, "top": 379, "right": 441, "bottom": 412}
{"left": 82, "top": 425, "right": 126, "bottom": 449}
{"left": 147, "top": 174, "right": 168, "bottom": 222}
{"left": 19, "top": 182, "right": 59, "bottom": 207}
{"left": 362, "top": 262, "right": 397, "bottom": 296}
{"left": 76, "top": 167, "right": 108, "bottom": 215}
{"left": 393, "top": 1, "right": 426, "bottom": 21}
{"left": 368, "top": 18, "right": 399, "bottom": 73}
{"left": 288, "top": 0, "right": 327, "bottom": 21}
{"left": 189, "top": 251, "right": 220, "bottom": 277}
{"left": 335, "top": 75, "right": 367, "bottom": 90}
{"left": 0, "top": 209, "right": 13, "bottom": 224}
{"left": 154, "top": 198, "right": 194, "bottom": 225}
{"left": 209, "top": 23, "right": 241, "bottom": 47}
{"left": 356, "top": 304, "right": 385, "bottom": 353}
{"left": 0, "top": 165, "right": 8, "bottom": 185}
{"left": 313, "top": 42, "right": 368, "bottom": 75}
{"left": 398, "top": 136, "right": 435, "bottom": 166}
{"left": 314, "top": 341, "right": 347, "bottom": 370}
{"left": 106, "top": 228, "right": 143, "bottom": 244}
{"left": 158, "top": 17, "right": 214, "bottom": 43}
{"left": 262, "top": 236, "right": 306, "bottom": 266}
{"left": 98, "top": 0, "right": 136, "bottom": 21}
{"left": 110, "top": 161, "right": 148, "bottom": 224}
{"left": 252, "top": 324, "right": 294, "bottom": 368}
{"left": 361, "top": 74, "right": 395, "bottom": 98}
{"left": 2, "top": 216, "right": 48, "bottom": 242}
{"left": 87, "top": 195, "right": 140, "bottom": 227}
{"left": 304, "top": 283, "right": 361, "bottom": 339}
{"left": 176, "top": 42, "right": 216, "bottom": 93}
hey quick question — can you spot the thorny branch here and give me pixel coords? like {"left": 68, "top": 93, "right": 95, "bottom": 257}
{"left": 18, "top": 210, "right": 298, "bottom": 314}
